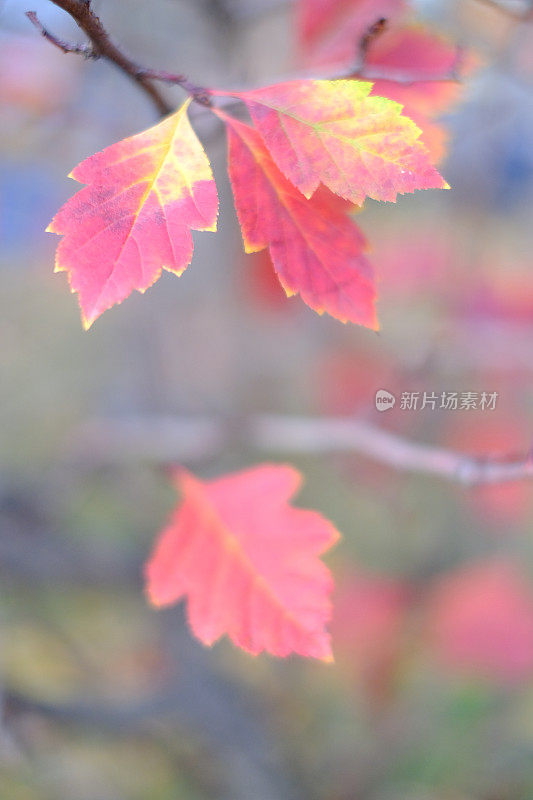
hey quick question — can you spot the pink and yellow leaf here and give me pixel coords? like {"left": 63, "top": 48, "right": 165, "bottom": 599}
{"left": 48, "top": 99, "right": 218, "bottom": 329}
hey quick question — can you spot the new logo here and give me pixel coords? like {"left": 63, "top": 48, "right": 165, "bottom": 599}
{"left": 375, "top": 389, "right": 396, "bottom": 411}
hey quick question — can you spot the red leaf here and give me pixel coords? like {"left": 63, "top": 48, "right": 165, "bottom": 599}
{"left": 145, "top": 465, "right": 340, "bottom": 660}
{"left": 224, "top": 80, "right": 448, "bottom": 205}
{"left": 297, "top": 0, "right": 405, "bottom": 52}
{"left": 219, "top": 112, "right": 377, "bottom": 328}
{"left": 297, "top": 0, "right": 471, "bottom": 163}
{"left": 47, "top": 99, "right": 218, "bottom": 329}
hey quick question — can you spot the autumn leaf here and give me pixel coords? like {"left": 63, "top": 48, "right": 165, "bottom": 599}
{"left": 222, "top": 80, "right": 448, "bottom": 205}
{"left": 218, "top": 112, "right": 377, "bottom": 328}
{"left": 47, "top": 98, "right": 218, "bottom": 329}
{"left": 145, "top": 464, "right": 340, "bottom": 660}
{"left": 296, "top": 0, "right": 471, "bottom": 162}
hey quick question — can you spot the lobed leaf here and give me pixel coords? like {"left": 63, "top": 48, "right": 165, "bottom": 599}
{"left": 48, "top": 99, "right": 218, "bottom": 329}
{"left": 220, "top": 112, "right": 377, "bottom": 328}
{"left": 145, "top": 464, "right": 340, "bottom": 660}
{"left": 228, "top": 79, "right": 448, "bottom": 205}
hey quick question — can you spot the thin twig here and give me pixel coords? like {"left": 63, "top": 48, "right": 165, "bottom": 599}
{"left": 26, "top": 10, "right": 95, "bottom": 57}
{"left": 358, "top": 17, "right": 388, "bottom": 62}
{"left": 137, "top": 69, "right": 212, "bottom": 106}
{"left": 27, "top": 1, "right": 178, "bottom": 115}
{"left": 68, "top": 414, "right": 533, "bottom": 487}
{"left": 27, "top": 3, "right": 215, "bottom": 111}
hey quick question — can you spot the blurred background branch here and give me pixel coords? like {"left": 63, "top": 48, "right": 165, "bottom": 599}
{"left": 68, "top": 413, "right": 533, "bottom": 486}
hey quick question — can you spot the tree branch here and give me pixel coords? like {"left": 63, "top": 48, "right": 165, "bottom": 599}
{"left": 28, "top": 3, "right": 464, "bottom": 121}
{"left": 254, "top": 415, "right": 533, "bottom": 486}
{"left": 67, "top": 414, "right": 533, "bottom": 487}
{"left": 26, "top": 10, "right": 95, "bottom": 56}
{"left": 26, "top": 1, "right": 209, "bottom": 115}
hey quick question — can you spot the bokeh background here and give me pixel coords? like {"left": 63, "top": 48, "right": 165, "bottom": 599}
{"left": 2, "top": 0, "right": 533, "bottom": 798}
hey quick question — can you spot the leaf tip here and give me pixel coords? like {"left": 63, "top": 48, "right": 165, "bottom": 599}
{"left": 145, "top": 589, "right": 164, "bottom": 609}
{"left": 81, "top": 310, "right": 96, "bottom": 331}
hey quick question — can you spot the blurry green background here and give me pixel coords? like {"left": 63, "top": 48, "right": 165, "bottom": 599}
{"left": 2, "top": 0, "right": 533, "bottom": 798}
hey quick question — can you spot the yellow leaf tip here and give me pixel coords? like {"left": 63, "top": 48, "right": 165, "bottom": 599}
{"left": 81, "top": 313, "right": 95, "bottom": 331}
